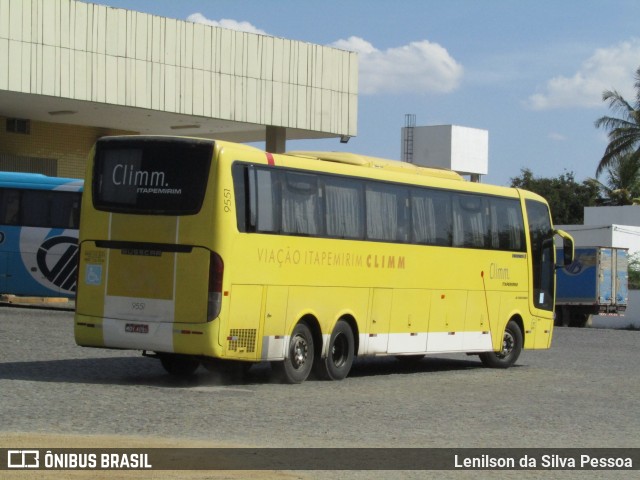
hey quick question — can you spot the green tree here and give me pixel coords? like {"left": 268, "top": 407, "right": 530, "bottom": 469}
{"left": 628, "top": 252, "right": 640, "bottom": 290}
{"left": 510, "top": 168, "right": 599, "bottom": 224}
{"left": 594, "top": 65, "right": 640, "bottom": 177}
{"left": 589, "top": 152, "right": 640, "bottom": 205}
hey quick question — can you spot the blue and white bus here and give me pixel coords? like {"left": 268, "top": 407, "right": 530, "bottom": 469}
{"left": 0, "top": 172, "right": 82, "bottom": 298}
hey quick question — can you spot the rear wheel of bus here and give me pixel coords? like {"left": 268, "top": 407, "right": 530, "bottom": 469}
{"left": 275, "top": 322, "right": 315, "bottom": 384}
{"left": 159, "top": 353, "right": 200, "bottom": 377}
{"left": 313, "top": 319, "right": 355, "bottom": 381}
{"left": 479, "top": 320, "right": 523, "bottom": 368}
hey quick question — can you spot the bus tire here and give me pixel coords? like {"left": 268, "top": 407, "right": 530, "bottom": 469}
{"left": 479, "top": 320, "right": 522, "bottom": 369}
{"left": 277, "top": 323, "right": 314, "bottom": 384}
{"left": 159, "top": 354, "right": 200, "bottom": 377}
{"left": 314, "top": 320, "right": 355, "bottom": 381}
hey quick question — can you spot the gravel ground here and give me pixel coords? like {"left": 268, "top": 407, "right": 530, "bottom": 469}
{"left": 1, "top": 305, "right": 638, "bottom": 479}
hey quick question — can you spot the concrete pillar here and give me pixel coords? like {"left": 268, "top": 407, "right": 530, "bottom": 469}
{"left": 266, "top": 126, "right": 287, "bottom": 153}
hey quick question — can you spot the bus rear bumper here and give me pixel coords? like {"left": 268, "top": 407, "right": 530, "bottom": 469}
{"left": 74, "top": 313, "right": 219, "bottom": 357}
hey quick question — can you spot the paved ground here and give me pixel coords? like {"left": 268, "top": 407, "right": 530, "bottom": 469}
{"left": 0, "top": 305, "right": 638, "bottom": 479}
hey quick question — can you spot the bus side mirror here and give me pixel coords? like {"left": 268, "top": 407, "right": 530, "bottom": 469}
{"left": 554, "top": 229, "right": 574, "bottom": 266}
{"left": 563, "top": 240, "right": 574, "bottom": 266}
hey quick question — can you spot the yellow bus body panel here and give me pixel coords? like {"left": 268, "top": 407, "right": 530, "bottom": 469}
{"left": 75, "top": 138, "right": 558, "bottom": 362}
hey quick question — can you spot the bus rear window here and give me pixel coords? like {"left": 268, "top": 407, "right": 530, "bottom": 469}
{"left": 93, "top": 138, "right": 213, "bottom": 215}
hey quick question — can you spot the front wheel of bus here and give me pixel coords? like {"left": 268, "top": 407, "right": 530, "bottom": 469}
{"left": 277, "top": 323, "right": 314, "bottom": 384}
{"left": 479, "top": 320, "right": 523, "bottom": 369}
{"left": 159, "top": 354, "right": 200, "bottom": 377}
{"left": 314, "top": 320, "right": 355, "bottom": 381}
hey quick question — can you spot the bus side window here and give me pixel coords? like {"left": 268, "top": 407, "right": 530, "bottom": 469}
{"left": 410, "top": 188, "right": 452, "bottom": 246}
{"left": 50, "top": 192, "right": 81, "bottom": 229}
{"left": 324, "top": 176, "right": 364, "bottom": 239}
{"left": 231, "top": 164, "right": 249, "bottom": 232}
{"left": 365, "top": 182, "right": 408, "bottom": 242}
{"left": 281, "top": 172, "right": 323, "bottom": 236}
{"left": 453, "top": 193, "right": 489, "bottom": 249}
{"left": 1, "top": 189, "right": 21, "bottom": 225}
{"left": 489, "top": 197, "right": 525, "bottom": 252}
{"left": 232, "top": 164, "right": 282, "bottom": 234}
{"left": 255, "top": 168, "right": 281, "bottom": 234}
{"left": 22, "top": 190, "right": 50, "bottom": 227}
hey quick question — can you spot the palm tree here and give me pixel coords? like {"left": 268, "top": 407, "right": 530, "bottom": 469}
{"left": 590, "top": 153, "right": 640, "bottom": 205}
{"left": 594, "top": 65, "right": 640, "bottom": 178}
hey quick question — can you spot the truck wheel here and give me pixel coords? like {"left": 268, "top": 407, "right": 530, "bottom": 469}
{"left": 479, "top": 320, "right": 523, "bottom": 369}
{"left": 554, "top": 308, "right": 569, "bottom": 327}
{"left": 569, "top": 313, "right": 590, "bottom": 328}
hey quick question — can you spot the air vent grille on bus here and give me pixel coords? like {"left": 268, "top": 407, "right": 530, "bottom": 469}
{"left": 227, "top": 329, "right": 257, "bottom": 353}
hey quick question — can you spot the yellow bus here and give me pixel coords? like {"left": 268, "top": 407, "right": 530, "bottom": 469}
{"left": 75, "top": 136, "right": 574, "bottom": 383}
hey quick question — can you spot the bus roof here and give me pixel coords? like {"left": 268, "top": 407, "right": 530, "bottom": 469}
{"left": 93, "top": 137, "right": 543, "bottom": 205}
{"left": 287, "top": 151, "right": 463, "bottom": 181}
{"left": 0, "top": 171, "right": 83, "bottom": 189}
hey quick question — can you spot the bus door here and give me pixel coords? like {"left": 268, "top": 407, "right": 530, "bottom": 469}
{"left": 525, "top": 199, "right": 556, "bottom": 348}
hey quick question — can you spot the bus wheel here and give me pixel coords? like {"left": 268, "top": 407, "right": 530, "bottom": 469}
{"left": 314, "top": 320, "right": 355, "bottom": 381}
{"left": 159, "top": 354, "right": 200, "bottom": 377}
{"left": 479, "top": 320, "right": 522, "bottom": 369}
{"left": 277, "top": 323, "right": 314, "bottom": 384}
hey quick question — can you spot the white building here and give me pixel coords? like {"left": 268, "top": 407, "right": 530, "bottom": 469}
{"left": 401, "top": 123, "right": 488, "bottom": 182}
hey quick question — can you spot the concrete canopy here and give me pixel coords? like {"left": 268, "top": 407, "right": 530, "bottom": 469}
{"left": 0, "top": 90, "right": 342, "bottom": 143}
{"left": 0, "top": 0, "right": 358, "bottom": 147}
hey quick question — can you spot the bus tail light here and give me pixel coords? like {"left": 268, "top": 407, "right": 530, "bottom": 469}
{"left": 207, "top": 252, "right": 224, "bottom": 321}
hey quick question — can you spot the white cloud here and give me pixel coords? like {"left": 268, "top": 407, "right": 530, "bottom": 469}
{"left": 331, "top": 36, "right": 463, "bottom": 95}
{"left": 548, "top": 132, "right": 567, "bottom": 141}
{"left": 332, "top": 36, "right": 378, "bottom": 55}
{"left": 187, "top": 13, "right": 268, "bottom": 35}
{"left": 527, "top": 38, "right": 640, "bottom": 110}
{"left": 184, "top": 18, "right": 463, "bottom": 96}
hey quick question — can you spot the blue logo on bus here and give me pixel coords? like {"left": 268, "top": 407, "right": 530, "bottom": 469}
{"left": 36, "top": 236, "right": 79, "bottom": 292}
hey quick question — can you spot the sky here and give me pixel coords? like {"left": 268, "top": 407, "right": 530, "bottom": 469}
{"left": 87, "top": 0, "right": 640, "bottom": 186}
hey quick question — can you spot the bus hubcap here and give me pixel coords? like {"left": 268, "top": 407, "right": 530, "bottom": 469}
{"left": 499, "top": 331, "right": 515, "bottom": 358}
{"left": 292, "top": 335, "right": 308, "bottom": 369}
